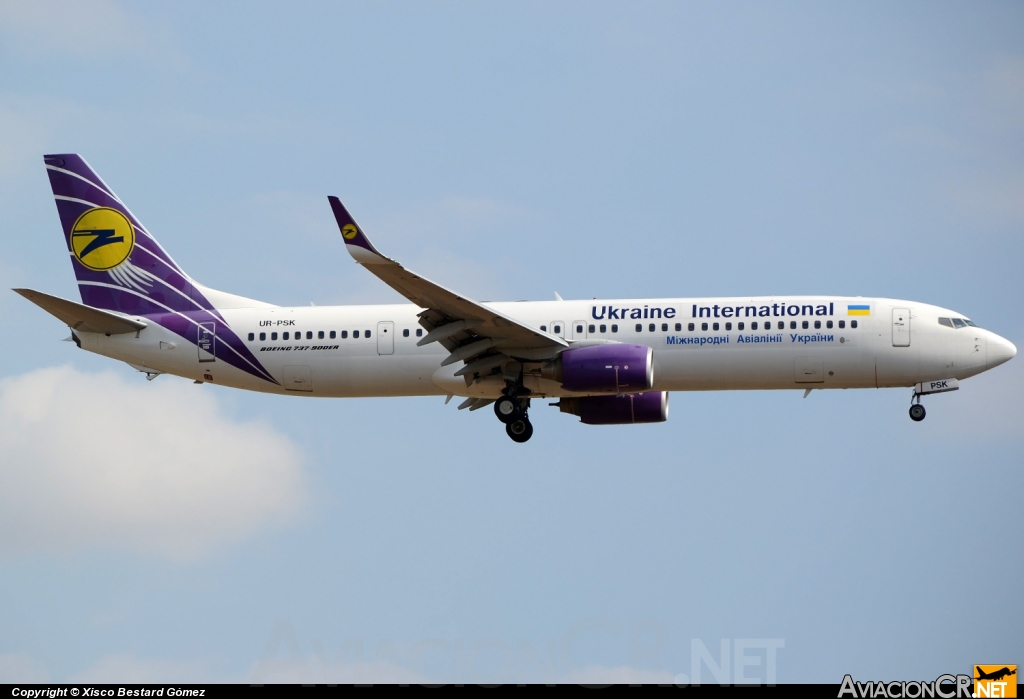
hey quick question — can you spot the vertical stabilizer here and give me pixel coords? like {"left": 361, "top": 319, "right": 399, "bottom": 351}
{"left": 44, "top": 154, "right": 216, "bottom": 316}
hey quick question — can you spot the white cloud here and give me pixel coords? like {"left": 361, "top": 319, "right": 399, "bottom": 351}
{"left": 0, "top": 365, "right": 306, "bottom": 560}
{"left": 561, "top": 665, "right": 678, "bottom": 685}
{"left": 70, "top": 654, "right": 208, "bottom": 684}
{"left": 249, "top": 658, "right": 431, "bottom": 685}
{"left": 0, "top": 654, "right": 49, "bottom": 683}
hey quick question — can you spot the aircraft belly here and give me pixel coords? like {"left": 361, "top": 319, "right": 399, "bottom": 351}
{"left": 654, "top": 342, "right": 875, "bottom": 391}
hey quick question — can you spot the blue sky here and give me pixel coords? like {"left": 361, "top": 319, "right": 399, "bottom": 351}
{"left": 0, "top": 0, "right": 1021, "bottom": 684}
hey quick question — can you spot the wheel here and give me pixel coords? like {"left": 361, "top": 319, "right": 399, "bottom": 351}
{"left": 909, "top": 404, "right": 926, "bottom": 422}
{"left": 494, "top": 395, "right": 520, "bottom": 424}
{"left": 506, "top": 417, "right": 533, "bottom": 443}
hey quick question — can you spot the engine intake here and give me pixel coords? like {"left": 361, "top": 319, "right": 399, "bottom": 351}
{"left": 542, "top": 344, "right": 653, "bottom": 392}
{"left": 558, "top": 392, "right": 669, "bottom": 425}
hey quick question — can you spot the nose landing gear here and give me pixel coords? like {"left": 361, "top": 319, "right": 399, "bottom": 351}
{"left": 909, "top": 390, "right": 926, "bottom": 422}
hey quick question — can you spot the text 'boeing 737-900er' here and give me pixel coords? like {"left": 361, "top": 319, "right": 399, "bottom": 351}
{"left": 15, "top": 154, "right": 1017, "bottom": 442}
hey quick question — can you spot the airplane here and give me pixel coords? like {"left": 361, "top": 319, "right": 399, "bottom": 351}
{"left": 14, "top": 154, "right": 1017, "bottom": 443}
{"left": 975, "top": 667, "right": 1016, "bottom": 682}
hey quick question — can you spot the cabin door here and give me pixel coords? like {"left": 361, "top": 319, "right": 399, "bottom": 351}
{"left": 892, "top": 308, "right": 911, "bottom": 347}
{"left": 571, "top": 320, "right": 588, "bottom": 340}
{"left": 549, "top": 321, "right": 565, "bottom": 339}
{"left": 198, "top": 322, "right": 215, "bottom": 362}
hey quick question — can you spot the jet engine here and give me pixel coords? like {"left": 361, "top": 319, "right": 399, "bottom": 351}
{"left": 541, "top": 344, "right": 653, "bottom": 392}
{"left": 557, "top": 391, "right": 669, "bottom": 425}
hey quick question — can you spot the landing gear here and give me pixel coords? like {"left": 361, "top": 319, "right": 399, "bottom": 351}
{"left": 494, "top": 395, "right": 521, "bottom": 424}
{"left": 497, "top": 379, "right": 533, "bottom": 442}
{"left": 909, "top": 403, "right": 926, "bottom": 422}
{"left": 506, "top": 416, "right": 533, "bottom": 443}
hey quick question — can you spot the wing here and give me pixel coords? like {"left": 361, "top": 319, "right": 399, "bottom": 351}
{"left": 328, "top": 197, "right": 567, "bottom": 374}
{"left": 14, "top": 288, "right": 147, "bottom": 334}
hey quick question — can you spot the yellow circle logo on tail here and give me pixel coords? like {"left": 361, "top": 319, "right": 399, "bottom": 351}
{"left": 342, "top": 224, "right": 358, "bottom": 240}
{"left": 70, "top": 207, "right": 135, "bottom": 271}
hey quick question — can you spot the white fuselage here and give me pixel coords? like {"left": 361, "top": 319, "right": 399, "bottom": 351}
{"left": 75, "top": 295, "right": 1016, "bottom": 399}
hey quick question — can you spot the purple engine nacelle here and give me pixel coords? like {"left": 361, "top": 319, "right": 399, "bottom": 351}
{"left": 558, "top": 391, "right": 670, "bottom": 425}
{"left": 543, "top": 344, "right": 654, "bottom": 393}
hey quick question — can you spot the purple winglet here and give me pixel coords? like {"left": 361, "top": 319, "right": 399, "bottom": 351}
{"left": 328, "top": 196, "right": 386, "bottom": 261}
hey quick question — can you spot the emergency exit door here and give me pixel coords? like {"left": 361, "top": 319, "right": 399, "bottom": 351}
{"left": 892, "top": 308, "right": 910, "bottom": 347}
{"left": 377, "top": 321, "right": 394, "bottom": 355}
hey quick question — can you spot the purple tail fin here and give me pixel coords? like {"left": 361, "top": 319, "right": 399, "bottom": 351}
{"left": 44, "top": 154, "right": 217, "bottom": 317}
{"left": 44, "top": 154, "right": 278, "bottom": 385}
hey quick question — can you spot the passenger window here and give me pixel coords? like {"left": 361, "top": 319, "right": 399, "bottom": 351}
{"left": 416, "top": 328, "right": 423, "bottom": 337}
{"left": 589, "top": 324, "right": 596, "bottom": 333}
{"left": 802, "top": 320, "right": 808, "bottom": 329}
{"left": 659, "top": 323, "right": 666, "bottom": 332}
{"left": 675, "top": 323, "right": 682, "bottom": 331}
{"left": 751, "top": 322, "right": 758, "bottom": 330}
{"left": 353, "top": 330, "right": 359, "bottom": 338}
{"left": 576, "top": 324, "right": 584, "bottom": 334}
{"left": 330, "top": 330, "right": 336, "bottom": 339}
{"left": 248, "top": 332, "right": 254, "bottom": 341}
{"left": 540, "top": 325, "right": 547, "bottom": 332}
{"left": 611, "top": 324, "right": 618, "bottom": 333}
{"left": 271, "top": 332, "right": 278, "bottom": 340}
{"left": 725, "top": 322, "right": 732, "bottom": 331}
{"left": 318, "top": 331, "right": 325, "bottom": 339}
{"left": 790, "top": 321, "right": 797, "bottom": 330}
{"left": 826, "top": 320, "right": 833, "bottom": 329}
{"left": 738, "top": 322, "right": 744, "bottom": 331}
{"left": 701, "top": 322, "right": 708, "bottom": 331}
{"left": 952, "top": 318, "right": 966, "bottom": 329}
{"left": 599, "top": 324, "right": 607, "bottom": 333}
{"left": 283, "top": 332, "right": 289, "bottom": 340}
{"left": 814, "top": 320, "right": 821, "bottom": 329}
{"left": 649, "top": 323, "right": 656, "bottom": 332}
{"left": 635, "top": 323, "right": 642, "bottom": 332}
{"left": 687, "top": 323, "right": 695, "bottom": 331}
{"left": 403, "top": 328, "right": 409, "bottom": 337}
{"left": 342, "top": 330, "right": 348, "bottom": 338}
{"left": 712, "top": 322, "right": 720, "bottom": 331}
{"left": 838, "top": 320, "right": 845, "bottom": 329}
{"left": 259, "top": 332, "right": 266, "bottom": 341}
{"left": 850, "top": 320, "right": 857, "bottom": 329}
{"left": 553, "top": 325, "right": 561, "bottom": 334}
{"left": 365, "top": 330, "right": 371, "bottom": 337}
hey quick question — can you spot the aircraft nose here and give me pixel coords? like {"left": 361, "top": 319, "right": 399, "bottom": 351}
{"left": 988, "top": 333, "right": 1017, "bottom": 369}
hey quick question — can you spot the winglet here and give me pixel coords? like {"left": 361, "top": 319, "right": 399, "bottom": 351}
{"left": 328, "top": 196, "right": 388, "bottom": 264}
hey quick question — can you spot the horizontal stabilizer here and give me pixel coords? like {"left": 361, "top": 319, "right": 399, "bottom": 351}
{"left": 13, "top": 288, "right": 147, "bottom": 334}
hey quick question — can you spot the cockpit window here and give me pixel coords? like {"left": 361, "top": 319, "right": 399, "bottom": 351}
{"left": 963, "top": 319, "right": 977, "bottom": 327}
{"left": 938, "top": 318, "right": 954, "bottom": 328}
{"left": 951, "top": 318, "right": 967, "bottom": 329}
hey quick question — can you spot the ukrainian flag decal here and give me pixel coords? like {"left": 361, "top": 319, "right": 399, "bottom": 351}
{"left": 847, "top": 304, "right": 871, "bottom": 316}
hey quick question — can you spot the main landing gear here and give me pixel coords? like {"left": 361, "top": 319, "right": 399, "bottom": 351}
{"left": 495, "top": 385, "right": 533, "bottom": 443}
